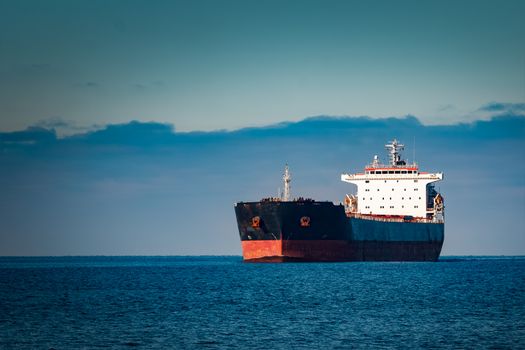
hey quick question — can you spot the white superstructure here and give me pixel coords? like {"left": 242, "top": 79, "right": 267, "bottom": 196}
{"left": 341, "top": 139, "right": 443, "bottom": 220}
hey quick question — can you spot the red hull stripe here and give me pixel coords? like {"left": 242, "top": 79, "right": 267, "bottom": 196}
{"left": 241, "top": 240, "right": 282, "bottom": 260}
{"left": 241, "top": 239, "right": 442, "bottom": 262}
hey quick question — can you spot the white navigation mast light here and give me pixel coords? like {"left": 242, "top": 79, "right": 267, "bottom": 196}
{"left": 385, "top": 139, "right": 405, "bottom": 166}
{"left": 282, "top": 164, "right": 291, "bottom": 201}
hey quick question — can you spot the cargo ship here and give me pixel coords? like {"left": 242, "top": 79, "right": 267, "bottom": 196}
{"left": 234, "top": 139, "right": 445, "bottom": 262}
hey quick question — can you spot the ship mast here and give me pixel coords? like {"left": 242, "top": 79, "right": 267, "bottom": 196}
{"left": 282, "top": 164, "right": 291, "bottom": 201}
{"left": 385, "top": 139, "right": 404, "bottom": 166}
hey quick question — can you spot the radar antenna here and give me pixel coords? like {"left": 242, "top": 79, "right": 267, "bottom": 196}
{"left": 385, "top": 139, "right": 405, "bottom": 166}
{"left": 282, "top": 164, "right": 291, "bottom": 201}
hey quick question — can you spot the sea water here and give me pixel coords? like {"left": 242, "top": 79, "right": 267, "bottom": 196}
{"left": 1, "top": 256, "right": 524, "bottom": 349}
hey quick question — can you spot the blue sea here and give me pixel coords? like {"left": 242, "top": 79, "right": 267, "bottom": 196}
{"left": 1, "top": 256, "right": 524, "bottom": 349}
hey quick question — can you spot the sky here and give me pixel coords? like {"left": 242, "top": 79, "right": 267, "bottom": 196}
{"left": 0, "top": 0, "right": 524, "bottom": 132}
{"left": 0, "top": 0, "right": 524, "bottom": 256}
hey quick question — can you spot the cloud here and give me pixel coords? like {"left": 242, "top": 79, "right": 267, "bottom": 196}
{"left": 437, "top": 104, "right": 456, "bottom": 112}
{"left": 0, "top": 126, "right": 56, "bottom": 145}
{"left": 478, "top": 102, "right": 525, "bottom": 114}
{"left": 34, "top": 118, "right": 71, "bottom": 129}
{"left": 73, "top": 81, "right": 100, "bottom": 88}
{"left": 32, "top": 118, "right": 103, "bottom": 138}
{"left": 1, "top": 112, "right": 523, "bottom": 150}
{"left": 129, "top": 81, "right": 166, "bottom": 91}
{"left": 72, "top": 120, "right": 176, "bottom": 146}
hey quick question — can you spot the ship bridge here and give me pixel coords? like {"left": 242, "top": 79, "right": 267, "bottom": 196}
{"left": 341, "top": 139, "right": 443, "bottom": 219}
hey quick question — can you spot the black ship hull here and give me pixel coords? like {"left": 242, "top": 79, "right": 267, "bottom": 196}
{"left": 234, "top": 201, "right": 444, "bottom": 262}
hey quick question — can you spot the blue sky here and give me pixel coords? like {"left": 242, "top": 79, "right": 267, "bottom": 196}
{"left": 0, "top": 1, "right": 524, "bottom": 256}
{"left": 0, "top": 0, "right": 524, "bottom": 132}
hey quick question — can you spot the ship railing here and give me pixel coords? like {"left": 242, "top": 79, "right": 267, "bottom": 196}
{"left": 347, "top": 212, "right": 443, "bottom": 224}
{"left": 365, "top": 162, "right": 418, "bottom": 169}
{"left": 260, "top": 197, "right": 282, "bottom": 202}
